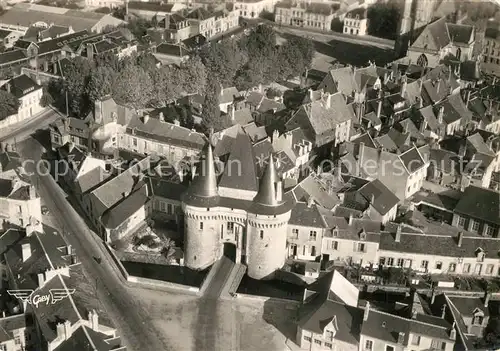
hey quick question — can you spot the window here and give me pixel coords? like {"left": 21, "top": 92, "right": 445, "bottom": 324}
{"left": 167, "top": 204, "right": 173, "bottom": 215}
{"left": 199, "top": 222, "right": 203, "bottom": 230}
{"left": 421, "top": 260, "right": 429, "bottom": 269}
{"left": 328, "top": 240, "right": 338, "bottom": 250}
{"left": 473, "top": 315, "right": 484, "bottom": 325}
{"left": 304, "top": 336, "right": 311, "bottom": 342}
{"left": 436, "top": 261, "right": 443, "bottom": 270}
{"left": 314, "top": 339, "right": 321, "bottom": 345}
{"left": 472, "top": 220, "right": 480, "bottom": 232}
{"left": 133, "top": 138, "right": 137, "bottom": 146}
{"left": 14, "top": 336, "right": 20, "bottom": 344}
{"left": 309, "top": 231, "right": 317, "bottom": 240}
{"left": 431, "top": 340, "right": 446, "bottom": 350}
{"left": 386, "top": 346, "right": 395, "bottom": 351}
{"left": 326, "top": 331, "right": 334, "bottom": 341}
{"left": 486, "top": 225, "right": 496, "bottom": 236}
{"left": 291, "top": 228, "right": 299, "bottom": 238}
{"left": 160, "top": 202, "right": 166, "bottom": 212}
{"left": 227, "top": 222, "right": 234, "bottom": 232}
{"left": 379, "top": 257, "right": 386, "bottom": 266}
{"left": 311, "top": 246, "right": 316, "bottom": 256}
{"left": 357, "top": 243, "right": 366, "bottom": 252}
{"left": 260, "top": 230, "right": 264, "bottom": 239}
{"left": 458, "top": 216, "right": 466, "bottom": 227}
{"left": 397, "top": 258, "right": 404, "bottom": 267}
{"left": 365, "top": 340, "right": 373, "bottom": 350}
{"left": 387, "top": 257, "right": 394, "bottom": 266}
{"left": 412, "top": 335, "right": 421, "bottom": 345}
{"left": 486, "top": 264, "right": 494, "bottom": 274}
{"left": 463, "top": 263, "right": 471, "bottom": 273}
{"left": 325, "top": 342, "right": 332, "bottom": 349}
{"left": 449, "top": 263, "right": 456, "bottom": 272}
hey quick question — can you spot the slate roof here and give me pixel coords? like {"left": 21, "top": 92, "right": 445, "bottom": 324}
{"left": 101, "top": 185, "right": 149, "bottom": 229}
{"left": 0, "top": 315, "right": 27, "bottom": 342}
{"left": 400, "top": 147, "right": 425, "bottom": 173}
{"left": 447, "top": 23, "right": 474, "bottom": 45}
{"left": 0, "top": 4, "right": 123, "bottom": 32}
{"left": 379, "top": 231, "right": 500, "bottom": 258}
{"left": 74, "top": 167, "right": 111, "bottom": 195}
{"left": 292, "top": 175, "right": 341, "bottom": 210}
{"left": 218, "top": 132, "right": 258, "bottom": 192}
{"left": 2, "top": 74, "right": 41, "bottom": 99}
{"left": 155, "top": 43, "right": 188, "bottom": 57}
{"left": 220, "top": 87, "right": 240, "bottom": 105}
{"left": 0, "top": 151, "right": 21, "bottom": 172}
{"left": 0, "top": 49, "right": 27, "bottom": 66}
{"left": 126, "top": 115, "right": 205, "bottom": 150}
{"left": 289, "top": 202, "right": 328, "bottom": 228}
{"left": 358, "top": 179, "right": 399, "bottom": 216}
{"left": 127, "top": 1, "right": 175, "bottom": 12}
{"left": 454, "top": 186, "right": 500, "bottom": 226}
{"left": 448, "top": 296, "right": 490, "bottom": 317}
{"left": 149, "top": 177, "right": 186, "bottom": 201}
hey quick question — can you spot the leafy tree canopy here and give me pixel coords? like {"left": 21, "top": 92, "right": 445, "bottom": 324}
{"left": 367, "top": 3, "right": 401, "bottom": 40}
{"left": 0, "top": 90, "right": 20, "bottom": 119}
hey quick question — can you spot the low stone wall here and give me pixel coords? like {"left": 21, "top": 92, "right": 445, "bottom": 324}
{"left": 127, "top": 275, "right": 199, "bottom": 294}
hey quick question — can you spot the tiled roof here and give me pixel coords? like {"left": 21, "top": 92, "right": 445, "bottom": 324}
{"left": 293, "top": 175, "right": 341, "bottom": 210}
{"left": 399, "top": 147, "right": 425, "bottom": 173}
{"left": 0, "top": 151, "right": 21, "bottom": 172}
{"left": 220, "top": 87, "right": 240, "bottom": 105}
{"left": 0, "top": 315, "right": 26, "bottom": 342}
{"left": 149, "top": 177, "right": 186, "bottom": 201}
{"left": 74, "top": 166, "right": 111, "bottom": 195}
{"left": 127, "top": 1, "right": 175, "bottom": 12}
{"left": 448, "top": 296, "right": 490, "bottom": 317}
{"left": 454, "top": 186, "right": 500, "bottom": 226}
{"left": 155, "top": 42, "right": 189, "bottom": 57}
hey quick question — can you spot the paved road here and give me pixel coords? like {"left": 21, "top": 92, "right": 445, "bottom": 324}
{"left": 0, "top": 108, "right": 62, "bottom": 144}
{"left": 18, "top": 137, "right": 175, "bottom": 351}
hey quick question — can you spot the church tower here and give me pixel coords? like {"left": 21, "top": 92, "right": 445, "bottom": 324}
{"left": 182, "top": 143, "right": 221, "bottom": 270}
{"left": 246, "top": 155, "right": 292, "bottom": 280}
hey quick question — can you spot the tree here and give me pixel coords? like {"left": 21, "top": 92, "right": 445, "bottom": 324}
{"left": 62, "top": 56, "right": 93, "bottom": 116}
{"left": 201, "top": 77, "right": 229, "bottom": 133}
{"left": 277, "top": 36, "right": 315, "bottom": 80}
{"left": 112, "top": 64, "right": 153, "bottom": 108}
{"left": 331, "top": 18, "right": 344, "bottom": 32}
{"left": 122, "top": 18, "right": 152, "bottom": 43}
{"left": 367, "top": 3, "right": 401, "bottom": 40}
{"left": 40, "top": 85, "right": 54, "bottom": 107}
{"left": 86, "top": 66, "right": 115, "bottom": 102}
{"left": 180, "top": 56, "right": 207, "bottom": 95}
{"left": 200, "top": 39, "right": 246, "bottom": 87}
{"left": 259, "top": 10, "right": 275, "bottom": 22}
{"left": 178, "top": 105, "right": 195, "bottom": 129}
{"left": 0, "top": 90, "right": 20, "bottom": 119}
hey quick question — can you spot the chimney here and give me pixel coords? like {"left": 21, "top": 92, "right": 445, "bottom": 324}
{"left": 64, "top": 320, "right": 71, "bottom": 340}
{"left": 438, "top": 106, "right": 444, "bottom": 124}
{"left": 37, "top": 272, "right": 45, "bottom": 287}
{"left": 412, "top": 308, "right": 417, "bottom": 319}
{"left": 420, "top": 118, "right": 427, "bottom": 133}
{"left": 450, "top": 323, "right": 456, "bottom": 340}
{"left": 457, "top": 231, "right": 463, "bottom": 247}
{"left": 88, "top": 310, "right": 99, "bottom": 330}
{"left": 377, "top": 97, "right": 383, "bottom": 119}
{"left": 143, "top": 114, "right": 149, "bottom": 124}
{"left": 437, "top": 79, "right": 441, "bottom": 94}
{"left": 348, "top": 213, "right": 353, "bottom": 225}
{"left": 56, "top": 323, "right": 65, "bottom": 340}
{"left": 229, "top": 104, "right": 235, "bottom": 121}
{"left": 29, "top": 185, "right": 36, "bottom": 199}
{"left": 307, "top": 196, "right": 314, "bottom": 208}
{"left": 441, "top": 304, "right": 447, "bottom": 318}
{"left": 21, "top": 243, "right": 31, "bottom": 262}
{"left": 276, "top": 180, "right": 282, "bottom": 202}
{"left": 398, "top": 332, "right": 405, "bottom": 344}
{"left": 484, "top": 292, "right": 491, "bottom": 308}
{"left": 466, "top": 90, "right": 471, "bottom": 107}
{"left": 43, "top": 60, "right": 49, "bottom": 72}
{"left": 164, "top": 14, "right": 170, "bottom": 28}
{"left": 159, "top": 111, "right": 164, "bottom": 122}
{"left": 363, "top": 301, "right": 370, "bottom": 321}
{"left": 400, "top": 78, "right": 407, "bottom": 98}
{"left": 395, "top": 224, "right": 402, "bottom": 242}
{"left": 66, "top": 244, "right": 72, "bottom": 255}
{"left": 324, "top": 93, "right": 332, "bottom": 109}
{"left": 308, "top": 88, "right": 314, "bottom": 101}
{"left": 86, "top": 43, "right": 94, "bottom": 59}
{"left": 430, "top": 289, "right": 436, "bottom": 304}
{"left": 358, "top": 142, "right": 365, "bottom": 177}
{"left": 6, "top": 82, "right": 10, "bottom": 94}
{"left": 53, "top": 62, "right": 58, "bottom": 75}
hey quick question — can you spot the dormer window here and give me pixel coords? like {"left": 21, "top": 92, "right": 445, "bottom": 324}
{"left": 476, "top": 248, "right": 485, "bottom": 262}
{"left": 332, "top": 227, "right": 338, "bottom": 237}
{"left": 359, "top": 229, "right": 366, "bottom": 240}
{"left": 472, "top": 314, "right": 484, "bottom": 325}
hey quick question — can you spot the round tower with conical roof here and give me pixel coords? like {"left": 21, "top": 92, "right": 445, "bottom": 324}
{"left": 181, "top": 143, "right": 221, "bottom": 270}
{"left": 246, "top": 155, "right": 292, "bottom": 280}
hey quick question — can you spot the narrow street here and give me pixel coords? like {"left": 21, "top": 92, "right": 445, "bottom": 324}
{"left": 0, "top": 108, "right": 62, "bottom": 143}
{"left": 18, "top": 137, "right": 175, "bottom": 351}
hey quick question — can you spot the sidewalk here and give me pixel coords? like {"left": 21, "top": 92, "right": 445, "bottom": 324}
{"left": 0, "top": 107, "right": 62, "bottom": 142}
